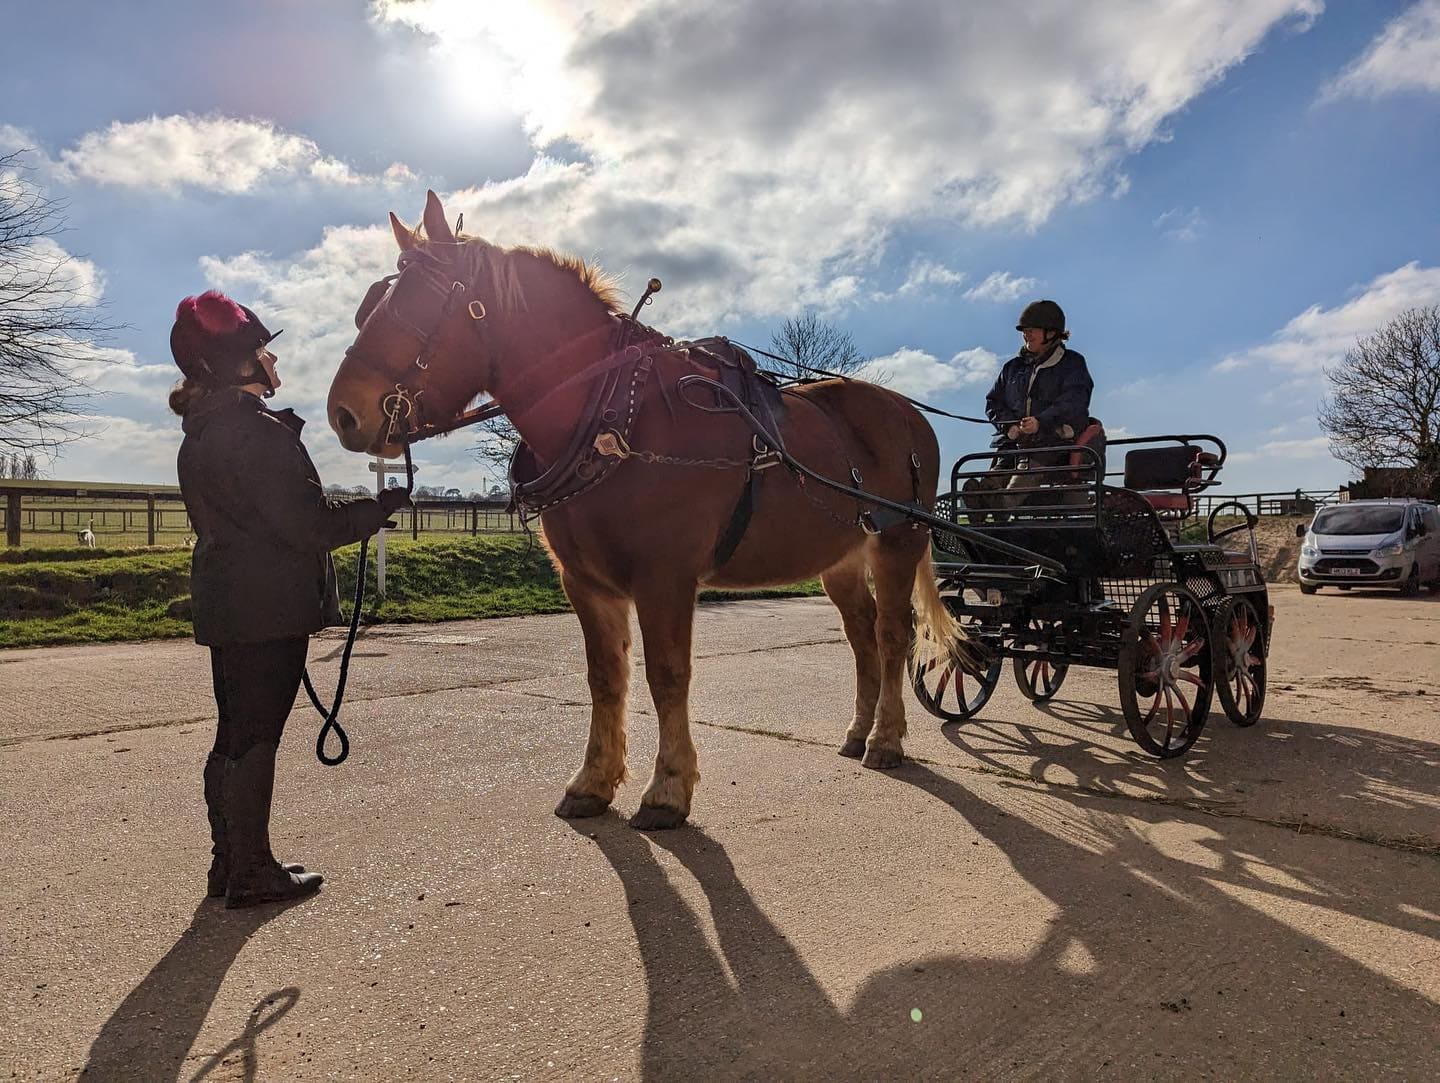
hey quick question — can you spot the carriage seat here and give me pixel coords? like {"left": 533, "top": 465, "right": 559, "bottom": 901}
{"left": 1123, "top": 445, "right": 1219, "bottom": 517}
{"left": 1059, "top": 418, "right": 1107, "bottom": 489}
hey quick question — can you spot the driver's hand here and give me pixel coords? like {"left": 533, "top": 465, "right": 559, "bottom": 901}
{"left": 1019, "top": 416, "right": 1040, "bottom": 436}
{"left": 1006, "top": 425, "right": 1021, "bottom": 441}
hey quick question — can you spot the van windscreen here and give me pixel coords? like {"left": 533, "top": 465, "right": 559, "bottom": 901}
{"left": 1312, "top": 506, "right": 1405, "bottom": 535}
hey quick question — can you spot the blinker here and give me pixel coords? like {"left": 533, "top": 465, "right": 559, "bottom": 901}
{"left": 354, "top": 276, "right": 396, "bottom": 330}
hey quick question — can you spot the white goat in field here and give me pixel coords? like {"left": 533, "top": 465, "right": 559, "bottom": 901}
{"left": 77, "top": 519, "right": 96, "bottom": 549}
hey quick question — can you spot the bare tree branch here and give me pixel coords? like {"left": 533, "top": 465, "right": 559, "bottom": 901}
{"left": 1319, "top": 305, "right": 1440, "bottom": 496}
{"left": 0, "top": 150, "right": 117, "bottom": 456}
{"left": 766, "top": 312, "right": 877, "bottom": 382}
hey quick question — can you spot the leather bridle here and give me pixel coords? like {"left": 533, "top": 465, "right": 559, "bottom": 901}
{"left": 346, "top": 248, "right": 504, "bottom": 448}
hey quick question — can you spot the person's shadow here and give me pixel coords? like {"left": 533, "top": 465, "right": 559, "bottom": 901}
{"left": 79, "top": 900, "right": 303, "bottom": 1082}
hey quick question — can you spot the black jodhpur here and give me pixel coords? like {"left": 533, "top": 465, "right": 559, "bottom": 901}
{"left": 203, "top": 637, "right": 323, "bottom": 907}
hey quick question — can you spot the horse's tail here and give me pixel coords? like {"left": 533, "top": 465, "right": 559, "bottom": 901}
{"left": 911, "top": 550, "right": 992, "bottom": 677}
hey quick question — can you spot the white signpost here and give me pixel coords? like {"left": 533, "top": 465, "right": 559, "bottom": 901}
{"left": 368, "top": 456, "right": 416, "bottom": 597}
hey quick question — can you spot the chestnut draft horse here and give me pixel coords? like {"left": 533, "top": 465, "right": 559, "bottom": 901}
{"left": 328, "top": 192, "right": 979, "bottom": 829}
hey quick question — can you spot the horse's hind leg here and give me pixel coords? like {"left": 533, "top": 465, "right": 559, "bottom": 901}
{"left": 555, "top": 578, "right": 632, "bottom": 819}
{"left": 862, "top": 532, "right": 928, "bottom": 770}
{"left": 631, "top": 583, "right": 700, "bottom": 831}
{"left": 822, "top": 552, "right": 880, "bottom": 759}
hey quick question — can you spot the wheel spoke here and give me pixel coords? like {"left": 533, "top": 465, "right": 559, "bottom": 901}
{"left": 934, "top": 667, "right": 951, "bottom": 702}
{"left": 1161, "top": 686, "right": 1177, "bottom": 748}
{"left": 1172, "top": 681, "right": 1193, "bottom": 719}
{"left": 1158, "top": 596, "right": 1172, "bottom": 640}
{"left": 1142, "top": 686, "right": 1161, "bottom": 724}
{"left": 1178, "top": 671, "right": 1206, "bottom": 689}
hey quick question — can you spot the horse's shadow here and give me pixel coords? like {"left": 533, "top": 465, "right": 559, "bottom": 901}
{"left": 580, "top": 755, "right": 1440, "bottom": 1080}
{"left": 80, "top": 900, "right": 302, "bottom": 1082}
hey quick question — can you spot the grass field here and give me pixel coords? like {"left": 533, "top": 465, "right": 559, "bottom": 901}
{"left": 0, "top": 534, "right": 822, "bottom": 649}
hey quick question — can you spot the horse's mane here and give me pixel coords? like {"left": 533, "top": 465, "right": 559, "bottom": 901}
{"left": 511, "top": 245, "right": 624, "bottom": 312}
{"left": 411, "top": 222, "right": 623, "bottom": 313}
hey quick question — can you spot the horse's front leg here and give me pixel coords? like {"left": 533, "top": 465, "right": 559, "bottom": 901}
{"left": 631, "top": 585, "right": 700, "bottom": 831}
{"left": 554, "top": 577, "right": 633, "bottom": 819}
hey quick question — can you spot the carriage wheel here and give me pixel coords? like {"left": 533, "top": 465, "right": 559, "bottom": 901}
{"left": 909, "top": 587, "right": 1002, "bottom": 723}
{"left": 1214, "top": 595, "right": 1265, "bottom": 727}
{"left": 1013, "top": 655, "right": 1068, "bottom": 702}
{"left": 1117, "top": 583, "right": 1213, "bottom": 758}
{"left": 910, "top": 652, "right": 1003, "bottom": 723}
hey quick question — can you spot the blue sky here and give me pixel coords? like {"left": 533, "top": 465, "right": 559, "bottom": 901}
{"left": 3, "top": 0, "right": 1438, "bottom": 495}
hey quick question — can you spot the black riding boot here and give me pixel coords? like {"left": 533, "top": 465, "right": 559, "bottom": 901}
{"left": 204, "top": 751, "right": 306, "bottom": 897}
{"left": 223, "top": 742, "right": 323, "bottom": 909}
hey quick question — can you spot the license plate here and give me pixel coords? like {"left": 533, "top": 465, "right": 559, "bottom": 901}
{"left": 1332, "top": 567, "right": 1364, "bottom": 576}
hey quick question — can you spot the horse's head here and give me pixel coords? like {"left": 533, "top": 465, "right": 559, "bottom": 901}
{"left": 328, "top": 190, "right": 496, "bottom": 457}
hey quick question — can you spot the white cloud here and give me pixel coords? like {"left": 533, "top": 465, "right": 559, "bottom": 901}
{"left": 65, "top": 344, "right": 175, "bottom": 400}
{"left": 369, "top": 0, "right": 1319, "bottom": 326}
{"left": 1154, "top": 206, "right": 1206, "bottom": 242}
{"left": 861, "top": 346, "right": 998, "bottom": 398}
{"left": 1322, "top": 0, "right": 1440, "bottom": 102}
{"left": 896, "top": 259, "right": 966, "bottom": 296}
{"left": 57, "top": 114, "right": 408, "bottom": 194}
{"left": 199, "top": 224, "right": 399, "bottom": 408}
{"left": 1216, "top": 262, "right": 1440, "bottom": 374}
{"left": 4, "top": 236, "right": 107, "bottom": 307}
{"left": 45, "top": 414, "right": 181, "bottom": 484}
{"left": 963, "top": 271, "right": 1038, "bottom": 303}
{"left": 1227, "top": 436, "right": 1332, "bottom": 464}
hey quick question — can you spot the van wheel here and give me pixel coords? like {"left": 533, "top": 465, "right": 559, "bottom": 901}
{"left": 1401, "top": 566, "right": 1421, "bottom": 597}
{"left": 1299, "top": 583, "right": 1317, "bottom": 595}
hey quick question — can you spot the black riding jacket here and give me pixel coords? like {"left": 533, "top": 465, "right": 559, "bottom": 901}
{"left": 984, "top": 347, "right": 1093, "bottom": 441}
{"left": 178, "top": 389, "right": 390, "bottom": 645}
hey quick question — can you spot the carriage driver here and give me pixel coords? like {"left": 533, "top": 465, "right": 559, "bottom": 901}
{"left": 170, "top": 291, "right": 410, "bottom": 908}
{"left": 966, "top": 299, "right": 1097, "bottom": 512}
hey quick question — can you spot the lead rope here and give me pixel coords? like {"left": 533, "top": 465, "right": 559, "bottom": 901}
{"left": 305, "top": 441, "right": 415, "bottom": 766}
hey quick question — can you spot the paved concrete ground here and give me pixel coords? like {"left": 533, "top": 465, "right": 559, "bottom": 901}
{"left": 1, "top": 587, "right": 1437, "bottom": 1080}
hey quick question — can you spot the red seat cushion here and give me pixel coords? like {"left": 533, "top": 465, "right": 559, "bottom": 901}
{"left": 1143, "top": 492, "right": 1192, "bottom": 512}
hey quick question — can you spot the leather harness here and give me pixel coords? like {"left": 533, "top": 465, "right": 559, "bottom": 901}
{"left": 347, "top": 248, "right": 921, "bottom": 568}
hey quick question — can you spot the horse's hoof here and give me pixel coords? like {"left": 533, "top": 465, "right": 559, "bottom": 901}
{"left": 861, "top": 745, "right": 904, "bottom": 770}
{"left": 630, "top": 805, "right": 687, "bottom": 831}
{"left": 555, "top": 793, "right": 611, "bottom": 819}
{"left": 838, "top": 737, "right": 866, "bottom": 759}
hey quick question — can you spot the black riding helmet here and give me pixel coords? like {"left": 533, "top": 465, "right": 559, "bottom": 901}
{"left": 170, "top": 290, "right": 284, "bottom": 391}
{"left": 1015, "top": 299, "right": 1066, "bottom": 333}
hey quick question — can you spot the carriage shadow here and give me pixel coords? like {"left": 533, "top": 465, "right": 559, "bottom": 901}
{"left": 79, "top": 900, "right": 303, "bottom": 1082}
{"left": 579, "top": 765, "right": 1439, "bottom": 1079}
{"left": 938, "top": 699, "right": 1440, "bottom": 846}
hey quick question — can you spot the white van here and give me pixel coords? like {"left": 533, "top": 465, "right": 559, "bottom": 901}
{"left": 1296, "top": 499, "right": 1440, "bottom": 595}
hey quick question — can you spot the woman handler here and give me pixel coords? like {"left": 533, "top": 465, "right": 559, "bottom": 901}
{"left": 170, "top": 290, "right": 410, "bottom": 908}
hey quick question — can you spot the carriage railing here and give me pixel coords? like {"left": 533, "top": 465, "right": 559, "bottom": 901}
{"left": 948, "top": 443, "right": 1106, "bottom": 532}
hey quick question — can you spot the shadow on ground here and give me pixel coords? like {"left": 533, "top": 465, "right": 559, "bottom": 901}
{"left": 79, "top": 899, "right": 304, "bottom": 1082}
{"left": 579, "top": 755, "right": 1440, "bottom": 1080}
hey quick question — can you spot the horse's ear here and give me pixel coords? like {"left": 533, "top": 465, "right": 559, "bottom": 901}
{"left": 422, "top": 190, "right": 455, "bottom": 244}
{"left": 390, "top": 212, "right": 416, "bottom": 251}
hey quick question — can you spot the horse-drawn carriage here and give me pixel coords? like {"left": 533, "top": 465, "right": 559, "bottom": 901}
{"left": 329, "top": 191, "right": 1273, "bottom": 827}
{"left": 910, "top": 433, "right": 1271, "bottom": 758}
